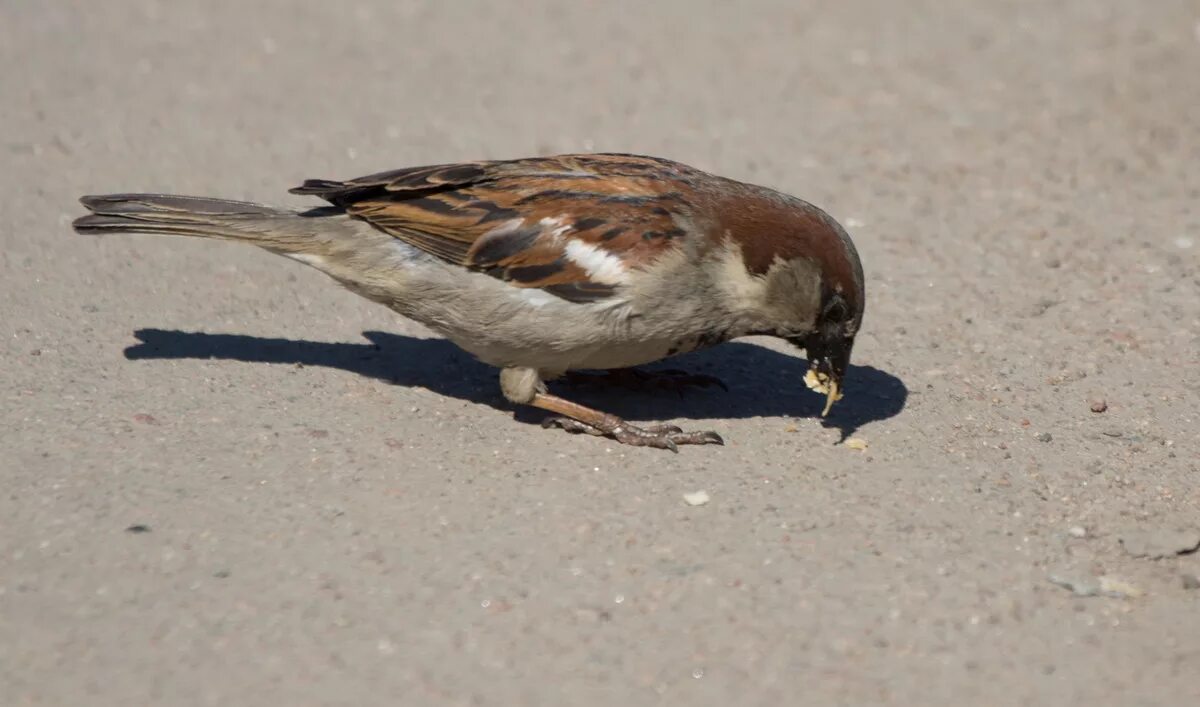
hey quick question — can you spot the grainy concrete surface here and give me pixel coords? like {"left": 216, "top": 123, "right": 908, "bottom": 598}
{"left": 2, "top": 1, "right": 1199, "bottom": 705}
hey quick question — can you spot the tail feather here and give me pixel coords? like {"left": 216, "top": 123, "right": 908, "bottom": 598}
{"left": 79, "top": 193, "right": 283, "bottom": 216}
{"left": 72, "top": 213, "right": 227, "bottom": 238}
{"left": 72, "top": 193, "right": 318, "bottom": 249}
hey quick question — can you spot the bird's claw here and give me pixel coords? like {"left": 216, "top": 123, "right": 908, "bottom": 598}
{"left": 541, "top": 416, "right": 724, "bottom": 452}
{"left": 542, "top": 416, "right": 605, "bottom": 436}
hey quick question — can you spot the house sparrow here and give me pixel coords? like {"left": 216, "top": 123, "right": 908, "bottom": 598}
{"left": 73, "top": 153, "right": 864, "bottom": 451}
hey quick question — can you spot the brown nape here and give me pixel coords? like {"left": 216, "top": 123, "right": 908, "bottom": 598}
{"left": 715, "top": 186, "right": 862, "bottom": 314}
{"left": 529, "top": 392, "right": 724, "bottom": 453}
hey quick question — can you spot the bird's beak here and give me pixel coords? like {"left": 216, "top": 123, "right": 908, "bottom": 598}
{"left": 803, "top": 365, "right": 843, "bottom": 417}
{"left": 821, "top": 377, "right": 841, "bottom": 417}
{"left": 799, "top": 333, "right": 853, "bottom": 418}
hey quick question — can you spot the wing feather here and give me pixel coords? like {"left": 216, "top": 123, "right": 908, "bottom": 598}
{"left": 290, "top": 154, "right": 704, "bottom": 303}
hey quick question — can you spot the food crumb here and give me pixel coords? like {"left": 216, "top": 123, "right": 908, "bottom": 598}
{"left": 844, "top": 437, "right": 869, "bottom": 450}
{"left": 683, "top": 490, "right": 710, "bottom": 506}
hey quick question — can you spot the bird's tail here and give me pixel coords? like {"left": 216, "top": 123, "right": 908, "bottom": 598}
{"left": 72, "top": 194, "right": 328, "bottom": 253}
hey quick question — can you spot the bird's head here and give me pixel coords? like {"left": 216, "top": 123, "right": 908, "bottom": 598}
{"left": 713, "top": 182, "right": 865, "bottom": 416}
{"left": 741, "top": 200, "right": 864, "bottom": 418}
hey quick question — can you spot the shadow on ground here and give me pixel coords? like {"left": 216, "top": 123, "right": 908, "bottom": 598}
{"left": 125, "top": 328, "right": 906, "bottom": 438}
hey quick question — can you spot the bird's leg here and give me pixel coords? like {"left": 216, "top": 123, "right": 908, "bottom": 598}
{"left": 500, "top": 366, "right": 723, "bottom": 452}
{"left": 563, "top": 367, "right": 728, "bottom": 393}
{"left": 530, "top": 391, "right": 724, "bottom": 452}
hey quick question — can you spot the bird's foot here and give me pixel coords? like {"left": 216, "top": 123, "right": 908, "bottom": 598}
{"left": 564, "top": 367, "right": 728, "bottom": 394}
{"left": 541, "top": 416, "right": 724, "bottom": 452}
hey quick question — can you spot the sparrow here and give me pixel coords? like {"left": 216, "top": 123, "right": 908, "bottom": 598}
{"left": 73, "top": 153, "right": 864, "bottom": 451}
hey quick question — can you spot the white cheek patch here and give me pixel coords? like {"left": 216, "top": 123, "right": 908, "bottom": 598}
{"left": 712, "top": 242, "right": 767, "bottom": 308}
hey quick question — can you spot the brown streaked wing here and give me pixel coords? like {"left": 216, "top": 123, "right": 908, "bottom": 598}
{"left": 290, "top": 154, "right": 703, "bottom": 302}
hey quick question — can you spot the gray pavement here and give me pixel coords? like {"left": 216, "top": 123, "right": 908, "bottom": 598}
{"left": 2, "top": 1, "right": 1199, "bottom": 704}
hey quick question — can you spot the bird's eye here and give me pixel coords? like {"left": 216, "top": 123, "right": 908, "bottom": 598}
{"left": 823, "top": 296, "right": 848, "bottom": 323}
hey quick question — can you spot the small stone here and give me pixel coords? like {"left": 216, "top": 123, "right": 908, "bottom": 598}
{"left": 683, "top": 490, "right": 710, "bottom": 507}
{"left": 1182, "top": 574, "right": 1200, "bottom": 590}
{"left": 1089, "top": 400, "right": 1107, "bottom": 413}
{"left": 1068, "top": 526, "right": 1088, "bottom": 539}
{"left": 1048, "top": 574, "right": 1143, "bottom": 599}
{"left": 1048, "top": 575, "right": 1099, "bottom": 596}
{"left": 213, "top": 570, "right": 231, "bottom": 579}
{"left": 1098, "top": 576, "right": 1144, "bottom": 598}
{"left": 843, "top": 437, "right": 869, "bottom": 450}
{"left": 1027, "top": 298, "right": 1059, "bottom": 317}
{"left": 1036, "top": 432, "right": 1052, "bottom": 443}
{"left": 1120, "top": 529, "right": 1200, "bottom": 559}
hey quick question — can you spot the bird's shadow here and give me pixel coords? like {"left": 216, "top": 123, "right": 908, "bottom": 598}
{"left": 124, "top": 329, "right": 906, "bottom": 439}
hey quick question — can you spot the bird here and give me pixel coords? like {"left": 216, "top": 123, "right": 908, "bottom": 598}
{"left": 73, "top": 153, "right": 864, "bottom": 451}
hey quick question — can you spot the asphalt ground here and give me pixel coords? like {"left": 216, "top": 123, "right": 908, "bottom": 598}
{"left": 3, "top": 1, "right": 1199, "bottom": 704}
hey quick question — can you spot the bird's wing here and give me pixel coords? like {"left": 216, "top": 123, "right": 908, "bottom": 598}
{"left": 290, "top": 154, "right": 701, "bottom": 303}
